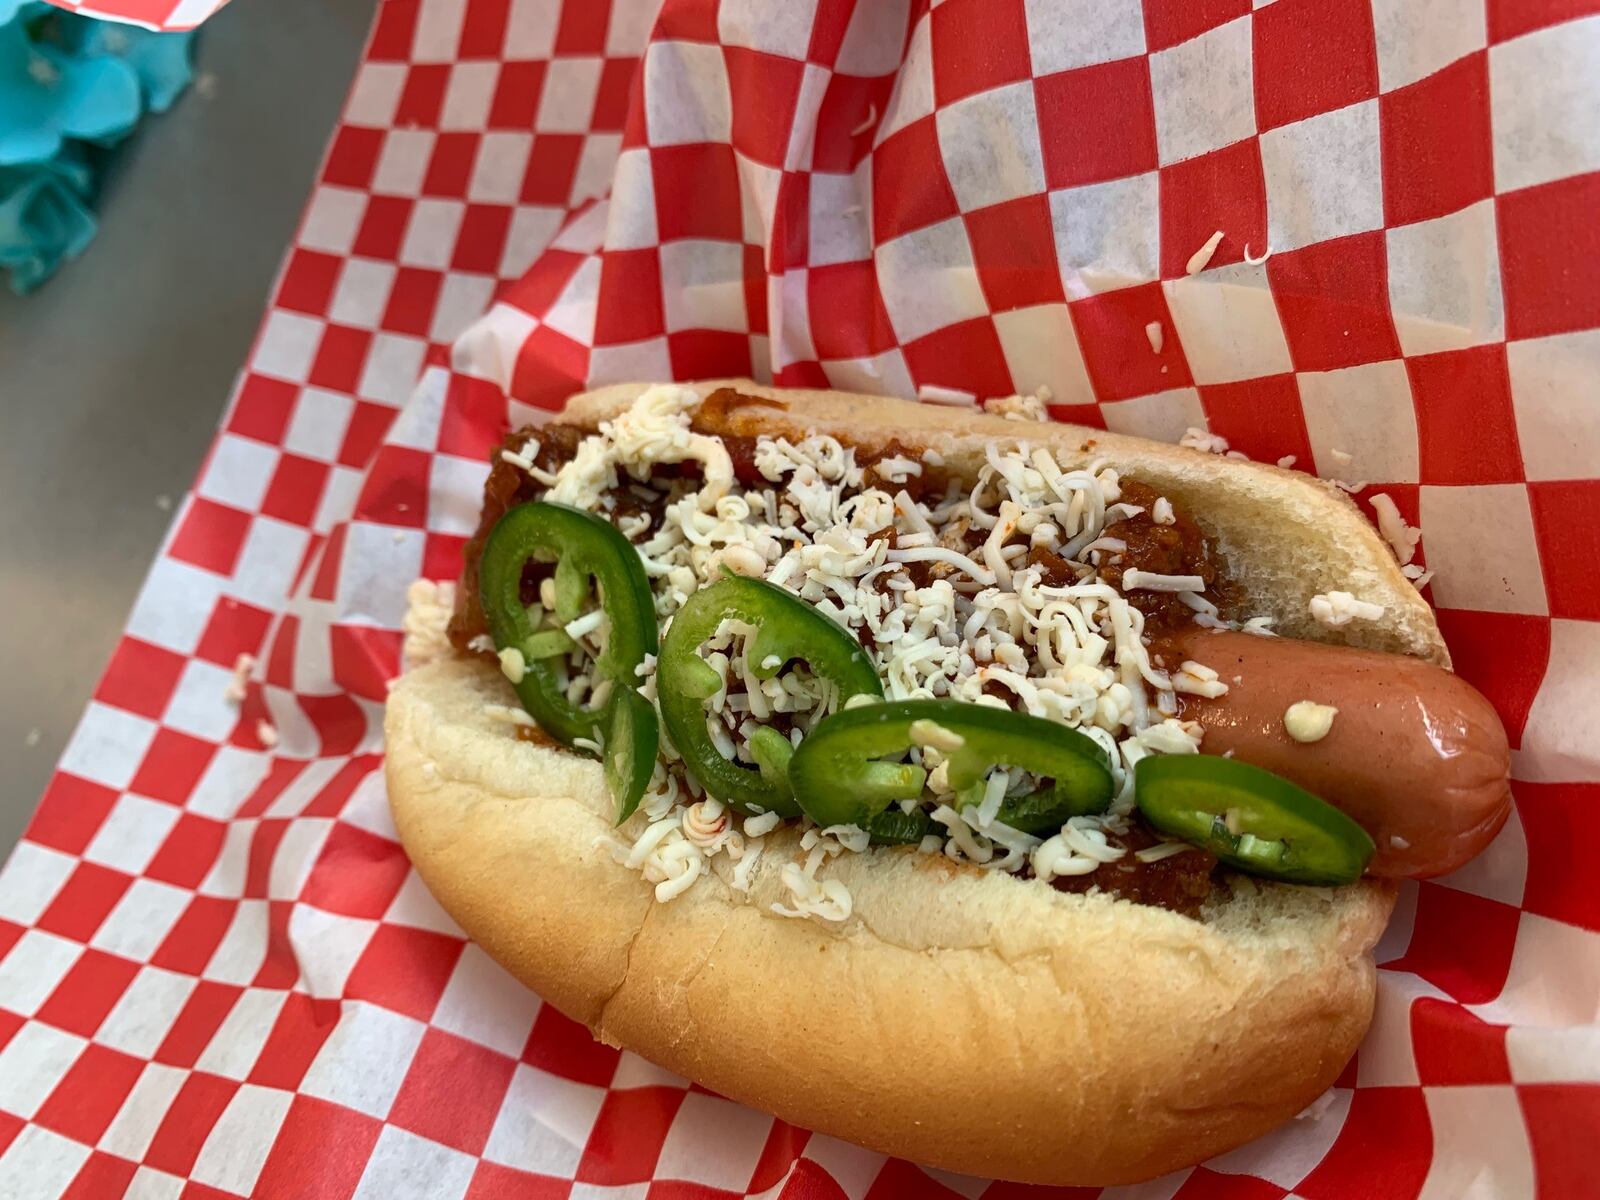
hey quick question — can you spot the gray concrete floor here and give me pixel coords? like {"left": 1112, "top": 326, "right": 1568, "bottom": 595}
{"left": 0, "top": 0, "right": 374, "bottom": 855}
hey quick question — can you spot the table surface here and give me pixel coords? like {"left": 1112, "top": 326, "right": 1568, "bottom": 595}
{"left": 0, "top": 0, "right": 374, "bottom": 857}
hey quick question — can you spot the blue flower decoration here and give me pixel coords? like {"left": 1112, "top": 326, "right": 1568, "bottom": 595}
{"left": 72, "top": 21, "right": 195, "bottom": 114}
{"left": 0, "top": 18, "right": 142, "bottom": 165}
{"left": 0, "top": 150, "right": 96, "bottom": 293}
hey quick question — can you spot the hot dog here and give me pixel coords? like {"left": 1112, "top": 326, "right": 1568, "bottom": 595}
{"left": 1155, "top": 628, "right": 1512, "bottom": 877}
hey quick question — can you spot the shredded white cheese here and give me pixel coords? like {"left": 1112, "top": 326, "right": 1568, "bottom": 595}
{"left": 1179, "top": 427, "right": 1230, "bottom": 455}
{"left": 1186, "top": 230, "right": 1224, "bottom": 275}
{"left": 1369, "top": 492, "right": 1421, "bottom": 566}
{"left": 402, "top": 579, "right": 456, "bottom": 669}
{"left": 1283, "top": 700, "right": 1338, "bottom": 743}
{"left": 1309, "top": 591, "right": 1384, "bottom": 627}
{"left": 1144, "top": 321, "right": 1164, "bottom": 354}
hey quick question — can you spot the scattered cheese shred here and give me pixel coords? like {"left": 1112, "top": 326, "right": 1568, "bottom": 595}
{"left": 1309, "top": 591, "right": 1385, "bottom": 627}
{"left": 1144, "top": 321, "right": 1164, "bottom": 354}
{"left": 1186, "top": 230, "right": 1225, "bottom": 275}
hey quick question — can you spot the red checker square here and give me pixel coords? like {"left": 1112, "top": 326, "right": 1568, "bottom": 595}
{"left": 1171, "top": 1167, "right": 1287, "bottom": 1200}
{"left": 302, "top": 822, "right": 410, "bottom": 918}
{"left": 1297, "top": 1086, "right": 1432, "bottom": 1200}
{"left": 194, "top": 598, "right": 273, "bottom": 669}
{"left": 439, "top": 372, "right": 510, "bottom": 462}
{"left": 1409, "top": 997, "right": 1511, "bottom": 1084}
{"left": 355, "top": 445, "right": 432, "bottom": 527}
{"left": 1408, "top": 345, "right": 1522, "bottom": 485}
{"left": 1499, "top": 170, "right": 1600, "bottom": 340}
{"left": 512, "top": 325, "right": 590, "bottom": 409}
{"left": 1432, "top": 609, "right": 1549, "bottom": 747}
{"left": 36, "top": 948, "right": 139, "bottom": 1037}
{"left": 774, "top": 360, "right": 832, "bottom": 389}
{"left": 264, "top": 614, "right": 303, "bottom": 692}
{"left": 594, "top": 249, "right": 664, "bottom": 345}
{"left": 1047, "top": 400, "right": 1106, "bottom": 429}
{"left": 145, "top": 1072, "right": 240, "bottom": 1177}
{"left": 1199, "top": 374, "right": 1314, "bottom": 468}
{"left": 34, "top": 1043, "right": 143, "bottom": 1145}
{"left": 0, "top": 1002, "right": 18, "bottom": 1053}
{"left": 466, "top": 1162, "right": 574, "bottom": 1200}
{"left": 425, "top": 132, "right": 480, "bottom": 196}
{"left": 366, "top": 0, "right": 419, "bottom": 60}
{"left": 592, "top": 58, "right": 636, "bottom": 133}
{"left": 344, "top": 924, "right": 464, "bottom": 1022}
{"left": 307, "top": 324, "right": 373, "bottom": 395}
{"left": 452, "top": 204, "right": 513, "bottom": 276}
{"left": 1389, "top": 882, "right": 1520, "bottom": 1004}
{"left": 654, "top": 0, "right": 720, "bottom": 43}
{"left": 865, "top": 1160, "right": 968, "bottom": 1199}
{"left": 1035, "top": 56, "right": 1159, "bottom": 190}
{"left": 337, "top": 400, "right": 396, "bottom": 470}
{"left": 130, "top": 731, "right": 215, "bottom": 807}
{"left": 813, "top": 72, "right": 897, "bottom": 174}
{"left": 808, "top": 261, "right": 897, "bottom": 360}
{"left": 424, "top": 532, "right": 469, "bottom": 584}
{"left": 169, "top": 497, "right": 253, "bottom": 576}
{"left": 256, "top": 899, "right": 299, "bottom": 990}
{"left": 180, "top": 1183, "right": 239, "bottom": 1200}
{"left": 331, "top": 624, "right": 402, "bottom": 704}
{"left": 747, "top": 1121, "right": 810, "bottom": 1193}
{"left": 902, "top": 318, "right": 1016, "bottom": 401}
{"left": 1142, "top": 0, "right": 1250, "bottom": 54}
{"left": 503, "top": 246, "right": 585, "bottom": 317}
{"left": 155, "top": 981, "right": 244, "bottom": 1069}
{"left": 152, "top": 898, "right": 236, "bottom": 979}
{"left": 299, "top": 692, "right": 370, "bottom": 759}
{"left": 653, "top": 143, "right": 743, "bottom": 242}
{"left": 354, "top": 195, "right": 413, "bottom": 261}
{"left": 0, "top": 1109, "right": 18, "bottom": 1158}
{"left": 805, "top": 0, "right": 853, "bottom": 67}
{"left": 669, "top": 331, "right": 754, "bottom": 381}
{"left": 725, "top": 47, "right": 803, "bottom": 169}
{"left": 522, "top": 1003, "right": 620, "bottom": 1086}
{"left": 1069, "top": 282, "right": 1193, "bottom": 401}
{"left": 396, "top": 63, "right": 450, "bottom": 127}
{"left": 301, "top": 755, "right": 381, "bottom": 820}
{"left": 929, "top": 0, "right": 1030, "bottom": 107}
{"left": 1517, "top": 782, "right": 1600, "bottom": 932}
{"left": 1530, "top": 481, "right": 1600, "bottom": 620}
{"left": 26, "top": 773, "right": 118, "bottom": 855}
{"left": 62, "top": 1154, "right": 139, "bottom": 1200}
{"left": 391, "top": 1028, "right": 518, "bottom": 1154}
{"left": 459, "top": 0, "right": 511, "bottom": 58}
{"left": 767, "top": 171, "right": 808, "bottom": 273}
{"left": 276, "top": 250, "right": 343, "bottom": 317}
{"left": 744, "top": 242, "right": 769, "bottom": 335}
{"left": 488, "top": 60, "right": 546, "bottom": 128}
{"left": 555, "top": 0, "right": 610, "bottom": 51}
{"left": 872, "top": 116, "right": 960, "bottom": 243}
{"left": 621, "top": 68, "right": 649, "bottom": 150}
{"left": 520, "top": 134, "right": 584, "bottom": 205}
{"left": 248, "top": 993, "right": 342, "bottom": 1091}
{"left": 38, "top": 862, "right": 133, "bottom": 943}
{"left": 1520, "top": 1084, "right": 1600, "bottom": 1200}
{"left": 227, "top": 375, "right": 298, "bottom": 444}
{"left": 259, "top": 454, "right": 332, "bottom": 528}
{"left": 94, "top": 637, "right": 187, "bottom": 721}
{"left": 382, "top": 267, "right": 447, "bottom": 337}
{"left": 1487, "top": 0, "right": 1600, "bottom": 43}
{"left": 1252, "top": 0, "right": 1378, "bottom": 133}
{"left": 1267, "top": 231, "right": 1401, "bottom": 371}
{"left": 243, "top": 820, "right": 291, "bottom": 899}
{"left": 323, "top": 126, "right": 385, "bottom": 190}
{"left": 1380, "top": 52, "right": 1493, "bottom": 228}
{"left": 965, "top": 194, "right": 1066, "bottom": 312}
{"left": 1157, "top": 137, "right": 1266, "bottom": 279}
{"left": 575, "top": 1087, "right": 686, "bottom": 1185}
{"left": 253, "top": 1094, "right": 382, "bottom": 1200}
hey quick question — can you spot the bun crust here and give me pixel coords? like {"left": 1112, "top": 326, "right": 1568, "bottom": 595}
{"left": 390, "top": 381, "right": 1417, "bottom": 1184}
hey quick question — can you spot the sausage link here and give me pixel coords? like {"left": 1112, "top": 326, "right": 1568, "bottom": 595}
{"left": 1153, "top": 629, "right": 1512, "bottom": 878}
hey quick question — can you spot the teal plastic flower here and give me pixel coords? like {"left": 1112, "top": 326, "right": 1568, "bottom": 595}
{"left": 72, "top": 20, "right": 195, "bottom": 114}
{"left": 0, "top": 150, "right": 96, "bottom": 293}
{"left": 0, "top": 17, "right": 142, "bottom": 165}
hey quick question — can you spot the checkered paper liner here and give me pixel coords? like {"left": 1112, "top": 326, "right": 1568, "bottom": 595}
{"left": 4, "top": 0, "right": 1600, "bottom": 1196}
{"left": 39, "top": 0, "right": 230, "bottom": 33}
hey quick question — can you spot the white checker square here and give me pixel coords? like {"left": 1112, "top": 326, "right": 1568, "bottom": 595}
{"left": 0, "top": 1125, "right": 91, "bottom": 1197}
{"left": 341, "top": 768, "right": 401, "bottom": 841}
{"left": 769, "top": 269, "right": 815, "bottom": 370}
{"left": 1418, "top": 484, "right": 1547, "bottom": 615}
{"left": 1023, "top": 0, "right": 1146, "bottom": 75}
{"left": 1357, "top": 971, "right": 1433, "bottom": 1087}
{"left": 1203, "top": 1089, "right": 1352, "bottom": 1188}
{"left": 230, "top": 517, "right": 311, "bottom": 609}
{"left": 654, "top": 1092, "right": 773, "bottom": 1188}
{"left": 876, "top": 12, "right": 933, "bottom": 144}
{"left": 1161, "top": 263, "right": 1293, "bottom": 385}
{"left": 643, "top": 41, "right": 733, "bottom": 146}
{"left": 284, "top": 387, "right": 357, "bottom": 462}
{"left": 551, "top": 199, "right": 609, "bottom": 252}
{"left": 1049, "top": 173, "right": 1159, "bottom": 296}
{"left": 373, "top": 129, "right": 437, "bottom": 196}
{"left": 803, "top": 1135, "right": 888, "bottom": 1200}
{"left": 301, "top": 1004, "right": 427, "bottom": 1118}
{"left": 299, "top": 186, "right": 367, "bottom": 256}
{"left": 96, "top": 967, "right": 198, "bottom": 1058}
{"left": 1100, "top": 388, "right": 1207, "bottom": 444}
{"left": 428, "top": 453, "right": 495, "bottom": 539}
{"left": 1508, "top": 329, "right": 1600, "bottom": 481}
{"left": 1435, "top": 802, "right": 1527, "bottom": 908}
{"left": 784, "top": 62, "right": 830, "bottom": 173}
{"left": 91, "top": 878, "right": 192, "bottom": 962}
{"left": 543, "top": 254, "right": 601, "bottom": 344}
{"left": 1370, "top": 0, "right": 1487, "bottom": 92}
{"left": 934, "top": 81, "right": 1046, "bottom": 212}
{"left": 268, "top": 817, "right": 333, "bottom": 900}
{"left": 991, "top": 303, "right": 1093, "bottom": 406}
{"left": 0, "top": 841, "right": 75, "bottom": 925}
{"left": 383, "top": 870, "right": 462, "bottom": 936}
{"left": 287, "top": 907, "right": 378, "bottom": 1002}
{"left": 719, "top": 0, "right": 817, "bottom": 57}
{"left": 194, "top": 989, "right": 289, "bottom": 1080}
{"left": 197, "top": 434, "right": 279, "bottom": 512}
{"left": 126, "top": 1167, "right": 183, "bottom": 1200}
{"left": 82, "top": 792, "right": 181, "bottom": 874}
{"left": 58, "top": 703, "right": 158, "bottom": 792}
{"left": 1507, "top": 1024, "right": 1600, "bottom": 1084}
{"left": 1261, "top": 99, "right": 1383, "bottom": 253}
{"left": 1418, "top": 1086, "right": 1534, "bottom": 1200}
{"left": 738, "top": 152, "right": 783, "bottom": 246}
{"left": 1387, "top": 200, "right": 1504, "bottom": 356}
{"left": 354, "top": 1124, "right": 476, "bottom": 1200}
{"left": 339, "top": 523, "right": 427, "bottom": 631}
{"left": 661, "top": 239, "right": 749, "bottom": 334}
{"left": 607, "top": 147, "right": 659, "bottom": 250}
{"left": 345, "top": 62, "right": 407, "bottom": 127}
{"left": 316, "top": 465, "right": 365, "bottom": 534}
{"left": 162, "top": 658, "right": 244, "bottom": 742}
{"left": 328, "top": 258, "right": 399, "bottom": 330}
{"left": 253, "top": 310, "right": 324, "bottom": 383}
{"left": 808, "top": 169, "right": 871, "bottom": 267}
{"left": 537, "top": 56, "right": 603, "bottom": 133}
{"left": 359, "top": 333, "right": 429, "bottom": 405}
{"left": 505, "top": 0, "right": 559, "bottom": 58}
{"left": 189, "top": 746, "right": 269, "bottom": 820}
{"left": 99, "top": 1063, "right": 187, "bottom": 1157}
{"left": 441, "top": 61, "right": 499, "bottom": 130}
{"left": 574, "top": 131, "right": 622, "bottom": 204}
{"left": 874, "top": 217, "right": 987, "bottom": 343}
{"left": 1518, "top": 619, "right": 1600, "bottom": 784}
{"left": 411, "top": 0, "right": 466, "bottom": 63}
{"left": 1298, "top": 360, "right": 1419, "bottom": 482}
{"left": 821, "top": 349, "right": 915, "bottom": 400}
{"left": 1490, "top": 15, "right": 1600, "bottom": 193}
{"left": 613, "top": 1057, "right": 689, "bottom": 1089}
{"left": 0, "top": 1023, "right": 85, "bottom": 1119}
{"left": 483, "top": 1064, "right": 607, "bottom": 1176}
{"left": 606, "top": 0, "right": 657, "bottom": 55}
{"left": 588, "top": 337, "right": 675, "bottom": 386}
{"left": 1478, "top": 912, "right": 1600, "bottom": 1027}
{"left": 204, "top": 900, "right": 271, "bottom": 986}
{"left": 190, "top": 1084, "right": 295, "bottom": 1196}
{"left": 124, "top": 558, "right": 224, "bottom": 654}
{"left": 199, "top": 819, "right": 254, "bottom": 897}
{"left": 0, "top": 929, "right": 80, "bottom": 1017}
{"left": 1149, "top": 15, "right": 1254, "bottom": 163}
{"left": 469, "top": 131, "right": 533, "bottom": 204}
{"left": 400, "top": 197, "right": 467, "bottom": 270}
{"left": 432, "top": 943, "right": 541, "bottom": 1058}
{"left": 836, "top": 0, "right": 912, "bottom": 75}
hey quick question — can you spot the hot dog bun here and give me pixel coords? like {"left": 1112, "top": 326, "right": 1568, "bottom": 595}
{"left": 387, "top": 380, "right": 1426, "bottom": 1184}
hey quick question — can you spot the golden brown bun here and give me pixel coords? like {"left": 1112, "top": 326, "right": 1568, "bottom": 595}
{"left": 388, "top": 656, "right": 1393, "bottom": 1186}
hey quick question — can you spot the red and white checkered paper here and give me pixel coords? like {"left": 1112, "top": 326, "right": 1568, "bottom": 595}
{"left": 39, "top": 0, "right": 230, "bottom": 33}
{"left": 5, "top": 0, "right": 1600, "bottom": 1196}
